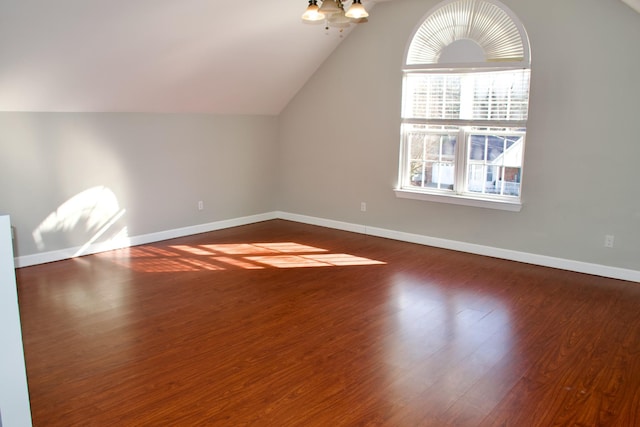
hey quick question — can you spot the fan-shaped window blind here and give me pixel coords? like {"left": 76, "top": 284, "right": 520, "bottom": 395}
{"left": 406, "top": 0, "right": 529, "bottom": 66}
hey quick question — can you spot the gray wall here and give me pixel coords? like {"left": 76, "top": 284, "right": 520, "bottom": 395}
{"left": 277, "top": 0, "right": 640, "bottom": 271}
{"left": 0, "top": 113, "right": 278, "bottom": 257}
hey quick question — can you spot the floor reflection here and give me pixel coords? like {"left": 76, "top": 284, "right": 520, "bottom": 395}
{"left": 383, "top": 274, "right": 514, "bottom": 420}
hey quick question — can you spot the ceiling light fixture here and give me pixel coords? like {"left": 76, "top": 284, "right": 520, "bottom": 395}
{"left": 302, "top": 0, "right": 369, "bottom": 32}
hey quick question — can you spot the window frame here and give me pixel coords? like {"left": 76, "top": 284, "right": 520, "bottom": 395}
{"left": 395, "top": 0, "right": 531, "bottom": 212}
{"left": 396, "top": 125, "right": 525, "bottom": 212}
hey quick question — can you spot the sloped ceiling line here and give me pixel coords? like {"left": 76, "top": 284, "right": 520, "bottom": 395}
{"left": 622, "top": 0, "right": 640, "bottom": 14}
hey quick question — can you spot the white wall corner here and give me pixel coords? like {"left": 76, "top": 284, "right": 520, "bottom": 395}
{"left": 622, "top": 0, "right": 640, "bottom": 13}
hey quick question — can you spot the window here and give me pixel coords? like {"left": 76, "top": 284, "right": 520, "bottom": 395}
{"left": 395, "top": 0, "right": 531, "bottom": 211}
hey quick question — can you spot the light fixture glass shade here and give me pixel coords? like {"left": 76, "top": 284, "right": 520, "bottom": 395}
{"left": 345, "top": 1, "right": 369, "bottom": 19}
{"left": 318, "top": 0, "right": 342, "bottom": 15}
{"left": 328, "top": 11, "right": 351, "bottom": 28}
{"left": 302, "top": 3, "right": 325, "bottom": 21}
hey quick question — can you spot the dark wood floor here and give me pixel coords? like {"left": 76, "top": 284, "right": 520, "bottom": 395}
{"left": 16, "top": 219, "right": 640, "bottom": 426}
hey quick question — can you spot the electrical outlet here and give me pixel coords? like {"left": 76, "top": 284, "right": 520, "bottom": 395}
{"left": 198, "top": 200, "right": 204, "bottom": 211}
{"left": 360, "top": 202, "right": 367, "bottom": 212}
{"left": 604, "top": 234, "right": 614, "bottom": 248}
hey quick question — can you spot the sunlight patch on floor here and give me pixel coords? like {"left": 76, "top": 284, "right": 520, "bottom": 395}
{"left": 100, "top": 241, "right": 385, "bottom": 272}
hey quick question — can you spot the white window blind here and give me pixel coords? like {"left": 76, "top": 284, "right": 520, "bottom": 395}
{"left": 406, "top": 0, "right": 528, "bottom": 66}
{"left": 403, "top": 69, "right": 530, "bottom": 122}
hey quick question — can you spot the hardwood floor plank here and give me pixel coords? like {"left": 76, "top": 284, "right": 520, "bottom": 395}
{"left": 16, "top": 219, "right": 640, "bottom": 426}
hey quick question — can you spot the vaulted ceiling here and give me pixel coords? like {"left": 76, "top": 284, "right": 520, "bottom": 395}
{"left": 0, "top": 0, "right": 385, "bottom": 114}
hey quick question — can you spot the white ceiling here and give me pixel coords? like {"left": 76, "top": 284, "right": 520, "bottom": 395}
{"left": 0, "top": 0, "right": 383, "bottom": 114}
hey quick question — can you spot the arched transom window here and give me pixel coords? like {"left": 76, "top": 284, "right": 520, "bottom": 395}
{"left": 396, "top": 0, "right": 531, "bottom": 211}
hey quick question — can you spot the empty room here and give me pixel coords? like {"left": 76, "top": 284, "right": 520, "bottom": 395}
{"left": 1, "top": 0, "right": 639, "bottom": 425}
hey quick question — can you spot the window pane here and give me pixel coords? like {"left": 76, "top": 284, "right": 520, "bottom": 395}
{"left": 403, "top": 74, "right": 461, "bottom": 120}
{"left": 465, "top": 128, "right": 524, "bottom": 197}
{"left": 499, "top": 167, "right": 522, "bottom": 196}
{"left": 405, "top": 125, "right": 457, "bottom": 190}
{"left": 432, "top": 162, "right": 455, "bottom": 190}
{"left": 410, "top": 161, "right": 427, "bottom": 186}
{"left": 467, "top": 164, "right": 487, "bottom": 193}
{"left": 409, "top": 133, "right": 425, "bottom": 159}
{"left": 472, "top": 70, "right": 531, "bottom": 121}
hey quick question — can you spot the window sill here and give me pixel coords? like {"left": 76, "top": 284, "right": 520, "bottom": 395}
{"left": 394, "top": 188, "right": 522, "bottom": 212}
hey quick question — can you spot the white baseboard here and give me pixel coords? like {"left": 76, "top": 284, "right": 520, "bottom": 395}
{"left": 276, "top": 211, "right": 367, "bottom": 234}
{"left": 277, "top": 211, "right": 640, "bottom": 283}
{"left": 125, "top": 212, "right": 277, "bottom": 248}
{"left": 15, "top": 210, "right": 640, "bottom": 283}
{"left": 14, "top": 212, "right": 277, "bottom": 268}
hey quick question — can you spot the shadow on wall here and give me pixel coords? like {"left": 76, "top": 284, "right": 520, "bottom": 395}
{"left": 32, "top": 186, "right": 129, "bottom": 257}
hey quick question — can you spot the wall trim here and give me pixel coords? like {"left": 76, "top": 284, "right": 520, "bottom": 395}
{"left": 276, "top": 211, "right": 640, "bottom": 283}
{"left": 276, "top": 211, "right": 367, "bottom": 235}
{"left": 15, "top": 210, "right": 640, "bottom": 283}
